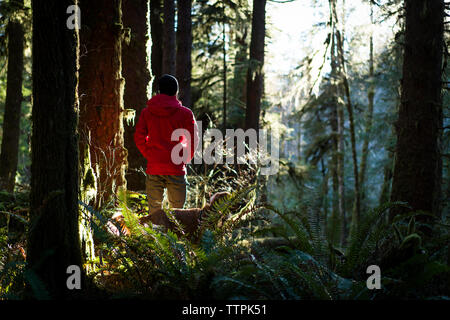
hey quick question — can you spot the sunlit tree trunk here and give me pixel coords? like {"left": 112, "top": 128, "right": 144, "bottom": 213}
{"left": 27, "top": 0, "right": 84, "bottom": 298}
{"left": 390, "top": 0, "right": 444, "bottom": 221}
{"left": 222, "top": 13, "right": 227, "bottom": 132}
{"left": 245, "top": 0, "right": 266, "bottom": 132}
{"left": 0, "top": 0, "right": 25, "bottom": 192}
{"left": 79, "top": 0, "right": 127, "bottom": 207}
{"left": 123, "top": 0, "right": 151, "bottom": 191}
{"left": 162, "top": 0, "right": 175, "bottom": 75}
{"left": 176, "top": 0, "right": 192, "bottom": 108}
{"left": 150, "top": 0, "right": 163, "bottom": 94}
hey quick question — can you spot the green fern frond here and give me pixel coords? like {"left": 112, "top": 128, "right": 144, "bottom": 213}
{"left": 342, "top": 201, "right": 409, "bottom": 277}
{"left": 263, "top": 204, "right": 314, "bottom": 255}
{"left": 198, "top": 184, "right": 256, "bottom": 239}
{"left": 392, "top": 210, "right": 435, "bottom": 224}
{"left": 163, "top": 207, "right": 186, "bottom": 237}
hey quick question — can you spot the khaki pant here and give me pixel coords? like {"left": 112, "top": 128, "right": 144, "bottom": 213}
{"left": 146, "top": 175, "right": 187, "bottom": 214}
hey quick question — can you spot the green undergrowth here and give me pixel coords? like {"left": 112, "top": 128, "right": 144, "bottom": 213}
{"left": 0, "top": 186, "right": 449, "bottom": 300}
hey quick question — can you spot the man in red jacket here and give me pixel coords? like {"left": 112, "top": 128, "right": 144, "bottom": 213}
{"left": 134, "top": 74, "right": 199, "bottom": 214}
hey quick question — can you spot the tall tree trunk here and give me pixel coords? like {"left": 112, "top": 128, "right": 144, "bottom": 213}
{"left": 245, "top": 0, "right": 266, "bottom": 132}
{"left": 329, "top": 0, "right": 347, "bottom": 246}
{"left": 162, "top": 0, "right": 176, "bottom": 75}
{"left": 0, "top": 0, "right": 25, "bottom": 192}
{"left": 328, "top": 26, "right": 343, "bottom": 246}
{"left": 123, "top": 0, "right": 151, "bottom": 191}
{"left": 390, "top": 0, "right": 444, "bottom": 220}
{"left": 379, "top": 152, "right": 394, "bottom": 205}
{"left": 359, "top": 4, "right": 375, "bottom": 210}
{"left": 332, "top": 0, "right": 360, "bottom": 239}
{"left": 336, "top": 87, "right": 347, "bottom": 246}
{"left": 150, "top": 0, "right": 163, "bottom": 94}
{"left": 79, "top": 0, "right": 127, "bottom": 208}
{"left": 176, "top": 0, "right": 192, "bottom": 108}
{"left": 27, "top": 0, "right": 84, "bottom": 298}
{"left": 230, "top": 21, "right": 248, "bottom": 129}
{"left": 329, "top": 103, "right": 340, "bottom": 245}
{"left": 320, "top": 158, "right": 329, "bottom": 231}
{"left": 222, "top": 14, "right": 227, "bottom": 132}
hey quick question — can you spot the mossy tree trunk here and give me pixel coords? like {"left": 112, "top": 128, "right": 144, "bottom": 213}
{"left": 0, "top": 0, "right": 25, "bottom": 192}
{"left": 27, "top": 0, "right": 84, "bottom": 298}
{"left": 79, "top": 0, "right": 127, "bottom": 208}
{"left": 123, "top": 0, "right": 151, "bottom": 191}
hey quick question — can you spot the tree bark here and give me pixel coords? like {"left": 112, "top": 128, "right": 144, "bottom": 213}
{"left": 176, "top": 0, "right": 192, "bottom": 108}
{"left": 332, "top": 0, "right": 360, "bottom": 240}
{"left": 328, "top": 25, "right": 343, "bottom": 246}
{"left": 245, "top": 0, "right": 266, "bottom": 132}
{"left": 390, "top": 0, "right": 444, "bottom": 220}
{"left": 359, "top": 4, "right": 375, "bottom": 210}
{"left": 329, "top": 0, "right": 347, "bottom": 246}
{"left": 162, "top": 0, "right": 176, "bottom": 75}
{"left": 329, "top": 102, "right": 340, "bottom": 245}
{"left": 27, "top": 0, "right": 84, "bottom": 298}
{"left": 123, "top": 0, "right": 151, "bottom": 191}
{"left": 336, "top": 70, "right": 347, "bottom": 247}
{"left": 230, "top": 21, "right": 248, "bottom": 129}
{"left": 379, "top": 153, "right": 393, "bottom": 205}
{"left": 222, "top": 14, "right": 227, "bottom": 132}
{"left": 150, "top": 0, "right": 163, "bottom": 94}
{"left": 320, "top": 158, "right": 329, "bottom": 231}
{"left": 79, "top": 0, "right": 127, "bottom": 208}
{"left": 0, "top": 0, "right": 25, "bottom": 192}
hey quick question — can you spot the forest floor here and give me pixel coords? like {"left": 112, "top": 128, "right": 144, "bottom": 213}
{"left": 0, "top": 186, "right": 449, "bottom": 300}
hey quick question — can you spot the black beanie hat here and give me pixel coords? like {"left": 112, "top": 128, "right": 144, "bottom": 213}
{"left": 158, "top": 74, "right": 178, "bottom": 96}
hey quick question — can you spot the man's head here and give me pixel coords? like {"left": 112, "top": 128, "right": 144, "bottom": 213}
{"left": 158, "top": 74, "right": 178, "bottom": 96}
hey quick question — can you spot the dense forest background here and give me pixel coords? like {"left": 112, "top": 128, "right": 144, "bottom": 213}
{"left": 0, "top": 0, "right": 449, "bottom": 300}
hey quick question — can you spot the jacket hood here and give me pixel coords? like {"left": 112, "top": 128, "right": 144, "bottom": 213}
{"left": 146, "top": 94, "right": 182, "bottom": 117}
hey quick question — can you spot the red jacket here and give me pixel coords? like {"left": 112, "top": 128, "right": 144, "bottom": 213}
{"left": 134, "top": 94, "right": 199, "bottom": 175}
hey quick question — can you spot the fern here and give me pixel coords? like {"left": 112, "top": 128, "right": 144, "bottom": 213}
{"left": 197, "top": 184, "right": 257, "bottom": 240}
{"left": 342, "top": 201, "right": 409, "bottom": 277}
{"left": 263, "top": 204, "right": 314, "bottom": 255}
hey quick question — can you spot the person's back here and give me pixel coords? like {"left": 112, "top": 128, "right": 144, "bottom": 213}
{"left": 134, "top": 74, "right": 198, "bottom": 213}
